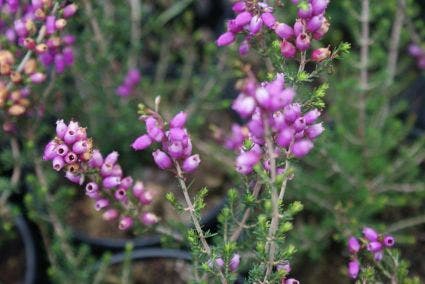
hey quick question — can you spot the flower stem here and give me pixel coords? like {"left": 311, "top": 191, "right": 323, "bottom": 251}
{"left": 174, "top": 162, "right": 227, "bottom": 284}
{"left": 263, "top": 117, "right": 280, "bottom": 282}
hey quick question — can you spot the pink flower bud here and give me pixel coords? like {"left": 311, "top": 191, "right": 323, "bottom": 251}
{"left": 311, "top": 0, "right": 329, "bottom": 15}
{"left": 307, "top": 15, "right": 323, "bottom": 33}
{"left": 14, "top": 20, "right": 27, "bottom": 37}
{"left": 293, "top": 117, "right": 307, "bottom": 132}
{"left": 383, "top": 236, "right": 395, "bottom": 247}
{"left": 169, "top": 128, "right": 188, "bottom": 142}
{"left": 140, "top": 212, "right": 158, "bottom": 225}
{"left": 408, "top": 44, "right": 423, "bottom": 57}
{"left": 103, "top": 176, "right": 121, "bottom": 189}
{"left": 273, "top": 88, "right": 295, "bottom": 109}
{"left": 120, "top": 176, "right": 133, "bottom": 190}
{"left": 291, "top": 139, "right": 314, "bottom": 158}
{"left": 261, "top": 12, "right": 276, "bottom": 28}
{"left": 46, "top": 16, "right": 56, "bottom": 35}
{"left": 293, "top": 19, "right": 304, "bottom": 37}
{"left": 374, "top": 251, "right": 383, "bottom": 261}
{"left": 63, "top": 35, "right": 76, "bottom": 45}
{"left": 54, "top": 54, "right": 65, "bottom": 74}
{"left": 132, "top": 181, "right": 144, "bottom": 197}
{"left": 306, "top": 123, "right": 324, "bottom": 139}
{"left": 52, "top": 156, "right": 65, "bottom": 171}
{"left": 168, "top": 141, "right": 184, "bottom": 159}
{"left": 348, "top": 260, "right": 360, "bottom": 279}
{"left": 119, "top": 216, "right": 133, "bottom": 230}
{"left": 64, "top": 129, "right": 78, "bottom": 144}
{"left": 234, "top": 11, "right": 252, "bottom": 27}
{"left": 65, "top": 171, "right": 84, "bottom": 185}
{"left": 132, "top": 134, "right": 152, "bottom": 150}
{"left": 280, "top": 40, "right": 297, "bottom": 59}
{"left": 85, "top": 182, "right": 99, "bottom": 198}
{"left": 170, "top": 111, "right": 187, "bottom": 128}
{"left": 255, "top": 87, "right": 272, "bottom": 110}
{"left": 182, "top": 154, "right": 201, "bottom": 173}
{"left": 114, "top": 188, "right": 127, "bottom": 201}
{"left": 304, "top": 109, "right": 321, "bottom": 124}
{"left": 102, "top": 209, "right": 119, "bottom": 221}
{"left": 63, "top": 4, "right": 78, "bottom": 18}
{"left": 348, "top": 236, "right": 360, "bottom": 254}
{"left": 249, "top": 15, "right": 263, "bottom": 35}
{"left": 105, "top": 151, "right": 119, "bottom": 165}
{"left": 56, "top": 144, "right": 69, "bottom": 156}
{"left": 88, "top": 149, "right": 103, "bottom": 168}
{"left": 284, "top": 103, "right": 302, "bottom": 123}
{"left": 43, "top": 141, "right": 57, "bottom": 160}
{"left": 152, "top": 149, "right": 172, "bottom": 170}
{"left": 139, "top": 190, "right": 153, "bottom": 205}
{"left": 276, "top": 127, "right": 295, "bottom": 148}
{"left": 229, "top": 254, "right": 240, "bottom": 272}
{"left": 216, "top": 32, "right": 235, "bottom": 47}
{"left": 64, "top": 152, "right": 77, "bottom": 164}
{"left": 311, "top": 47, "right": 331, "bottom": 62}
{"left": 297, "top": 4, "right": 312, "bottom": 18}
{"left": 232, "top": 1, "right": 245, "bottom": 13}
{"left": 239, "top": 40, "right": 250, "bottom": 56}
{"left": 296, "top": 33, "right": 311, "bottom": 51}
{"left": 31, "top": 0, "right": 43, "bottom": 9}
{"left": 285, "top": 279, "right": 300, "bottom": 284}
{"left": 275, "top": 23, "right": 294, "bottom": 39}
{"left": 30, "top": 72, "right": 46, "bottom": 83}
{"left": 367, "top": 241, "right": 382, "bottom": 253}
{"left": 72, "top": 140, "right": 88, "bottom": 154}
{"left": 236, "top": 151, "right": 260, "bottom": 175}
{"left": 362, "top": 227, "right": 378, "bottom": 242}
{"left": 232, "top": 94, "right": 256, "bottom": 118}
{"left": 56, "top": 119, "right": 68, "bottom": 139}
{"left": 227, "top": 20, "right": 243, "bottom": 33}
{"left": 215, "top": 258, "right": 225, "bottom": 268}
{"left": 247, "top": 117, "right": 264, "bottom": 138}
{"left": 95, "top": 199, "right": 110, "bottom": 211}
{"left": 313, "top": 18, "right": 330, "bottom": 40}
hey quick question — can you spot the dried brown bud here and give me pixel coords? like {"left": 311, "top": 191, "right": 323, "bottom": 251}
{"left": 35, "top": 43, "right": 48, "bottom": 54}
{"left": 24, "top": 59, "right": 37, "bottom": 74}
{"left": 35, "top": 9, "right": 46, "bottom": 20}
{"left": 0, "top": 50, "right": 15, "bottom": 65}
{"left": 8, "top": 104, "right": 26, "bottom": 116}
{"left": 10, "top": 72, "right": 23, "bottom": 84}
{"left": 10, "top": 90, "right": 21, "bottom": 101}
{"left": 0, "top": 63, "right": 11, "bottom": 75}
{"left": 18, "top": 98, "right": 31, "bottom": 107}
{"left": 55, "top": 19, "right": 67, "bottom": 30}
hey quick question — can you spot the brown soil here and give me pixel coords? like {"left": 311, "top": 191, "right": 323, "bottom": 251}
{"left": 103, "top": 259, "right": 192, "bottom": 284}
{"left": 0, "top": 234, "right": 26, "bottom": 284}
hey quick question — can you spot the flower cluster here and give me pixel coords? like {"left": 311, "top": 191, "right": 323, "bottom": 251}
{"left": 224, "top": 73, "right": 324, "bottom": 175}
{"left": 43, "top": 120, "right": 157, "bottom": 230}
{"left": 408, "top": 43, "right": 425, "bottom": 69}
{"left": 214, "top": 253, "right": 241, "bottom": 272}
{"left": 132, "top": 111, "right": 201, "bottom": 174}
{"left": 0, "top": 1, "right": 77, "bottom": 124}
{"left": 216, "top": 0, "right": 331, "bottom": 61}
{"left": 347, "top": 227, "right": 395, "bottom": 279}
{"left": 116, "top": 68, "right": 141, "bottom": 97}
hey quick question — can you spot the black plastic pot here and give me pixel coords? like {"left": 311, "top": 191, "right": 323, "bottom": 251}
{"left": 72, "top": 197, "right": 226, "bottom": 251}
{"left": 6, "top": 215, "right": 37, "bottom": 284}
{"left": 95, "top": 248, "right": 246, "bottom": 283}
{"left": 403, "top": 76, "right": 425, "bottom": 138}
